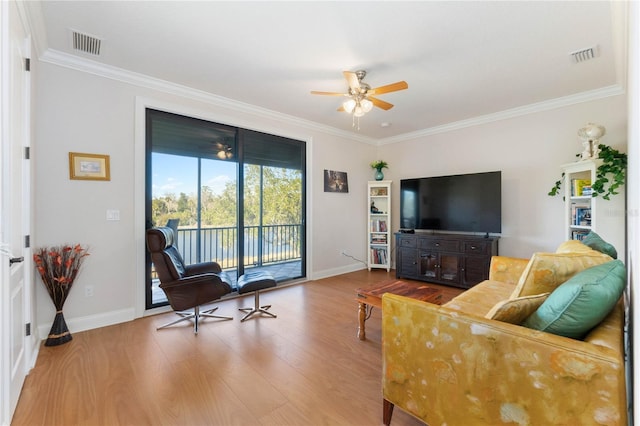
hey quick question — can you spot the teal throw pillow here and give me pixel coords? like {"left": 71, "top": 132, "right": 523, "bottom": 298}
{"left": 522, "top": 260, "right": 625, "bottom": 339}
{"left": 582, "top": 231, "right": 617, "bottom": 259}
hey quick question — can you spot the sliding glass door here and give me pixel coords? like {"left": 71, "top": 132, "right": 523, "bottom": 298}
{"left": 241, "top": 130, "right": 304, "bottom": 281}
{"left": 145, "top": 110, "right": 305, "bottom": 309}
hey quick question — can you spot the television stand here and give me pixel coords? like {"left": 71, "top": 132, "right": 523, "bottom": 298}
{"left": 395, "top": 233, "right": 499, "bottom": 289}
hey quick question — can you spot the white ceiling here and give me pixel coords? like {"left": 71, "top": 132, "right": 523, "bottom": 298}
{"left": 28, "top": 1, "right": 626, "bottom": 141}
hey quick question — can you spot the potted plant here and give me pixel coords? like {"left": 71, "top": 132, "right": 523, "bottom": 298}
{"left": 370, "top": 160, "right": 389, "bottom": 181}
{"left": 548, "top": 144, "right": 627, "bottom": 200}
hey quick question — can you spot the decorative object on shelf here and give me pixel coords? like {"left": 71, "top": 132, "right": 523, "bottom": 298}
{"left": 578, "top": 123, "right": 606, "bottom": 160}
{"left": 548, "top": 144, "right": 627, "bottom": 200}
{"left": 33, "top": 244, "right": 90, "bottom": 346}
{"left": 370, "top": 160, "right": 388, "bottom": 181}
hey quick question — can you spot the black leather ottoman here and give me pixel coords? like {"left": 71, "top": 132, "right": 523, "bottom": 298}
{"left": 237, "top": 271, "right": 277, "bottom": 322}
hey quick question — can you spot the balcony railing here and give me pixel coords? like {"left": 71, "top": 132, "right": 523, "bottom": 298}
{"left": 172, "top": 224, "right": 303, "bottom": 269}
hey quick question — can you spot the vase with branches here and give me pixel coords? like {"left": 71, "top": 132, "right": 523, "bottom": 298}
{"left": 370, "top": 160, "right": 389, "bottom": 181}
{"left": 33, "top": 244, "right": 90, "bottom": 346}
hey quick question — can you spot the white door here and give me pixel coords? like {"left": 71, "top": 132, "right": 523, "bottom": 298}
{"left": 1, "top": 1, "right": 31, "bottom": 423}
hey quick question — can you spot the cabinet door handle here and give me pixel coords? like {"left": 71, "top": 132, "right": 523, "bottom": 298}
{"left": 435, "top": 243, "right": 440, "bottom": 247}
{"left": 9, "top": 256, "right": 24, "bottom": 265}
{"left": 470, "top": 245, "right": 477, "bottom": 250}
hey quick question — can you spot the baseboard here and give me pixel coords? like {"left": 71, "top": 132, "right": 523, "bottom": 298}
{"left": 36, "top": 307, "right": 135, "bottom": 341}
{"left": 311, "top": 263, "right": 365, "bottom": 280}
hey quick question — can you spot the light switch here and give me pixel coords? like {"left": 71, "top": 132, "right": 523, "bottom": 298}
{"left": 106, "top": 209, "right": 120, "bottom": 221}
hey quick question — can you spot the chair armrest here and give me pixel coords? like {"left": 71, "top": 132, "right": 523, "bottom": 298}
{"left": 184, "top": 261, "right": 222, "bottom": 275}
{"left": 488, "top": 255, "right": 529, "bottom": 284}
{"left": 382, "top": 293, "right": 626, "bottom": 426}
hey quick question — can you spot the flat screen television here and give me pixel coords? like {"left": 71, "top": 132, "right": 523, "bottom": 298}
{"left": 400, "top": 171, "right": 501, "bottom": 234}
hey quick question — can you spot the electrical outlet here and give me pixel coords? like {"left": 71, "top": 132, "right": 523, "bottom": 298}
{"left": 85, "top": 285, "right": 94, "bottom": 297}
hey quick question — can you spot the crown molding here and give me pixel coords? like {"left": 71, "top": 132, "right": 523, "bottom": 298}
{"left": 36, "top": 49, "right": 626, "bottom": 148}
{"left": 377, "top": 84, "right": 626, "bottom": 146}
{"left": 38, "top": 48, "right": 377, "bottom": 145}
{"left": 24, "top": 0, "right": 628, "bottom": 148}
{"left": 36, "top": 47, "right": 626, "bottom": 149}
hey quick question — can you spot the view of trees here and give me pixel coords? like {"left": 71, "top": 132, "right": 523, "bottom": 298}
{"left": 152, "top": 164, "right": 302, "bottom": 228}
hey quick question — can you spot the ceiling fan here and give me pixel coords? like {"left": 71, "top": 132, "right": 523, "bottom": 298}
{"left": 311, "top": 70, "right": 408, "bottom": 119}
{"left": 205, "top": 141, "right": 233, "bottom": 159}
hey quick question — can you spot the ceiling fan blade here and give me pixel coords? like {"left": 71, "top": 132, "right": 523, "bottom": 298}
{"left": 369, "top": 81, "right": 408, "bottom": 95}
{"left": 368, "top": 96, "right": 394, "bottom": 110}
{"left": 311, "top": 90, "right": 347, "bottom": 96}
{"left": 343, "top": 71, "right": 361, "bottom": 91}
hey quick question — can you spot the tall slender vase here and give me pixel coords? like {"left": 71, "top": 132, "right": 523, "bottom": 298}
{"left": 375, "top": 169, "right": 384, "bottom": 181}
{"left": 45, "top": 310, "right": 72, "bottom": 346}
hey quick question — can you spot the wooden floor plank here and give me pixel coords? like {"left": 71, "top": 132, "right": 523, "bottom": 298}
{"left": 12, "top": 269, "right": 461, "bottom": 425}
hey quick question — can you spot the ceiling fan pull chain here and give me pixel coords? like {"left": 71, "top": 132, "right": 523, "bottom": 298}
{"left": 352, "top": 114, "right": 360, "bottom": 131}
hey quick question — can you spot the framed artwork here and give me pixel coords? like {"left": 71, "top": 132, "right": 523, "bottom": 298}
{"left": 69, "top": 152, "right": 111, "bottom": 181}
{"left": 324, "top": 169, "right": 349, "bottom": 193}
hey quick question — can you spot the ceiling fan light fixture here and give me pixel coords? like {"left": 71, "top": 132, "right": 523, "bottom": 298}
{"left": 353, "top": 105, "right": 365, "bottom": 117}
{"left": 343, "top": 99, "right": 356, "bottom": 113}
{"left": 361, "top": 98, "right": 373, "bottom": 113}
{"left": 217, "top": 150, "right": 227, "bottom": 159}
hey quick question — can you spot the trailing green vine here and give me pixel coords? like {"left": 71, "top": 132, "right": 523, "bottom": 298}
{"left": 548, "top": 173, "right": 565, "bottom": 197}
{"left": 548, "top": 144, "right": 627, "bottom": 200}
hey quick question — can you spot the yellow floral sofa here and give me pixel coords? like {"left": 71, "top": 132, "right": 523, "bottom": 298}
{"left": 382, "top": 239, "right": 627, "bottom": 426}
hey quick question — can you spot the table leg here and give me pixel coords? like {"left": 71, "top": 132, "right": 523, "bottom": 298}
{"left": 358, "top": 302, "right": 367, "bottom": 340}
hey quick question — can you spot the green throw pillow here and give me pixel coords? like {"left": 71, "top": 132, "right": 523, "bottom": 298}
{"left": 582, "top": 231, "right": 618, "bottom": 259}
{"left": 522, "top": 260, "right": 625, "bottom": 339}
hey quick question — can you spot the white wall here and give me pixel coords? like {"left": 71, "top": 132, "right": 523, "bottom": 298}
{"left": 379, "top": 95, "right": 628, "bottom": 258}
{"left": 33, "top": 58, "right": 629, "bottom": 337}
{"left": 33, "top": 61, "right": 376, "bottom": 336}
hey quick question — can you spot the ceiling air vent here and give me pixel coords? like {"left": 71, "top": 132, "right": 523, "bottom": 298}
{"left": 569, "top": 46, "right": 598, "bottom": 64}
{"left": 71, "top": 30, "right": 102, "bottom": 56}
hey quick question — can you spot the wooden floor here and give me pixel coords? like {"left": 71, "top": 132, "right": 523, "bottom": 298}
{"left": 12, "top": 270, "right": 462, "bottom": 426}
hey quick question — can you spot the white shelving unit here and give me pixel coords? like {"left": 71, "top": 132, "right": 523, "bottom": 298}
{"left": 367, "top": 180, "right": 391, "bottom": 271}
{"left": 561, "top": 159, "right": 625, "bottom": 253}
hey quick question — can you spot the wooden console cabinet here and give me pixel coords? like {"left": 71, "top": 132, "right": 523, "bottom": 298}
{"left": 395, "top": 233, "right": 499, "bottom": 289}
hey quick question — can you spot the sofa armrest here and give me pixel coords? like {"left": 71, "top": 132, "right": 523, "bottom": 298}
{"left": 488, "top": 256, "right": 529, "bottom": 284}
{"left": 382, "top": 293, "right": 626, "bottom": 426}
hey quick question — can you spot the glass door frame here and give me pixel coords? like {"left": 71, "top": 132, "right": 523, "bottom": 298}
{"left": 144, "top": 109, "right": 306, "bottom": 310}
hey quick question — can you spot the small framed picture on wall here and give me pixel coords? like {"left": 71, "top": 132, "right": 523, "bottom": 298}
{"left": 324, "top": 169, "right": 349, "bottom": 193}
{"left": 69, "top": 152, "right": 111, "bottom": 181}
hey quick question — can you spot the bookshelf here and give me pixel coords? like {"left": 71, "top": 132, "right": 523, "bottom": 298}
{"left": 561, "top": 159, "right": 624, "bottom": 251}
{"left": 367, "top": 180, "right": 391, "bottom": 271}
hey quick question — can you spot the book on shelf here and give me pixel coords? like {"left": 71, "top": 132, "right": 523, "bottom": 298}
{"left": 571, "top": 179, "right": 592, "bottom": 197}
{"left": 574, "top": 207, "right": 592, "bottom": 226}
{"left": 370, "top": 219, "right": 387, "bottom": 232}
{"left": 370, "top": 247, "right": 388, "bottom": 265}
{"left": 572, "top": 230, "right": 590, "bottom": 241}
{"left": 571, "top": 203, "right": 591, "bottom": 226}
{"left": 370, "top": 235, "right": 388, "bottom": 244}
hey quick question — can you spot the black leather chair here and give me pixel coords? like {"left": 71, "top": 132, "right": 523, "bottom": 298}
{"left": 146, "top": 226, "right": 233, "bottom": 333}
